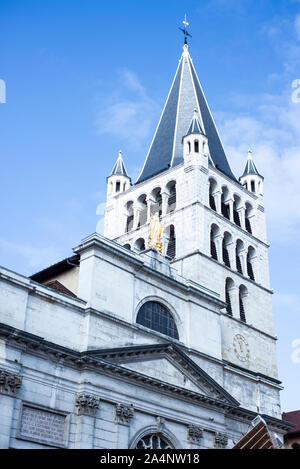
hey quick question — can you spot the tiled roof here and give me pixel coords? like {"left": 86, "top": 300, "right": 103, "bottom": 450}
{"left": 45, "top": 280, "right": 77, "bottom": 298}
{"left": 282, "top": 410, "right": 300, "bottom": 434}
{"left": 30, "top": 254, "right": 80, "bottom": 283}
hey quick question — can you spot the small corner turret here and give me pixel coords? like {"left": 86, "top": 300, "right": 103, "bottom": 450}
{"left": 182, "top": 109, "right": 209, "bottom": 166}
{"left": 239, "top": 149, "right": 264, "bottom": 197}
{"left": 107, "top": 150, "right": 131, "bottom": 199}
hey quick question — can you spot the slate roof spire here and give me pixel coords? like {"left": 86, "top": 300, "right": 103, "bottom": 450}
{"left": 184, "top": 108, "right": 205, "bottom": 138}
{"left": 241, "top": 149, "right": 263, "bottom": 178}
{"left": 136, "top": 43, "right": 236, "bottom": 183}
{"left": 110, "top": 150, "right": 129, "bottom": 178}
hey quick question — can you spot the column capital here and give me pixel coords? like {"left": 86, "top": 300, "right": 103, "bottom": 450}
{"left": 75, "top": 393, "right": 100, "bottom": 416}
{"left": 187, "top": 424, "right": 203, "bottom": 443}
{"left": 0, "top": 370, "right": 22, "bottom": 397}
{"left": 215, "top": 432, "right": 228, "bottom": 448}
{"left": 115, "top": 403, "right": 134, "bottom": 426}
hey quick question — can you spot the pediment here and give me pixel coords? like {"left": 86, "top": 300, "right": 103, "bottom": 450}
{"left": 85, "top": 343, "right": 239, "bottom": 407}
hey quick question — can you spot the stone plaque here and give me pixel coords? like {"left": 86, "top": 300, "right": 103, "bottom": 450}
{"left": 19, "top": 405, "right": 66, "bottom": 447}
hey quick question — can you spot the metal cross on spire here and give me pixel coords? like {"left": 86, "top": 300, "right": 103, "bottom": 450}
{"left": 179, "top": 14, "right": 192, "bottom": 45}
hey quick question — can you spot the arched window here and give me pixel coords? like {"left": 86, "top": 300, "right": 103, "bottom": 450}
{"left": 165, "top": 224, "right": 176, "bottom": 259}
{"left": 125, "top": 201, "right": 134, "bottom": 233}
{"left": 209, "top": 178, "right": 217, "bottom": 211}
{"left": 187, "top": 141, "right": 191, "bottom": 153}
{"left": 239, "top": 285, "right": 247, "bottom": 322}
{"left": 210, "top": 224, "right": 219, "bottom": 261}
{"left": 251, "top": 180, "right": 255, "bottom": 193}
{"left": 221, "top": 186, "right": 230, "bottom": 220}
{"left": 151, "top": 187, "right": 162, "bottom": 217}
{"left": 166, "top": 181, "right": 176, "bottom": 214}
{"left": 247, "top": 247, "right": 255, "bottom": 281}
{"left": 116, "top": 181, "right": 120, "bottom": 193}
{"left": 225, "top": 278, "right": 234, "bottom": 316}
{"left": 233, "top": 195, "right": 241, "bottom": 227}
{"left": 135, "top": 238, "right": 145, "bottom": 252}
{"left": 137, "top": 194, "right": 147, "bottom": 227}
{"left": 245, "top": 203, "right": 253, "bottom": 234}
{"left": 135, "top": 433, "right": 174, "bottom": 449}
{"left": 194, "top": 140, "right": 199, "bottom": 153}
{"left": 136, "top": 301, "right": 179, "bottom": 339}
{"left": 123, "top": 243, "right": 131, "bottom": 250}
{"left": 222, "top": 232, "right": 232, "bottom": 268}
{"left": 236, "top": 240, "right": 244, "bottom": 275}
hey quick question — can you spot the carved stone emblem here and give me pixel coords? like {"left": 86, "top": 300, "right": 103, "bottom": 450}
{"left": 75, "top": 393, "right": 100, "bottom": 416}
{"left": 0, "top": 370, "right": 22, "bottom": 397}
{"left": 233, "top": 334, "right": 250, "bottom": 362}
{"left": 115, "top": 403, "right": 134, "bottom": 425}
{"left": 156, "top": 416, "right": 165, "bottom": 432}
{"left": 187, "top": 424, "right": 203, "bottom": 443}
{"left": 215, "top": 432, "right": 228, "bottom": 449}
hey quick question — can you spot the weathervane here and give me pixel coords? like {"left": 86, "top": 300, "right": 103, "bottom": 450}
{"left": 179, "top": 14, "right": 192, "bottom": 45}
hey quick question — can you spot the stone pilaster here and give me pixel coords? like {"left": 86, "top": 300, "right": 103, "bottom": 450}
{"left": 115, "top": 404, "right": 134, "bottom": 449}
{"left": 0, "top": 370, "right": 22, "bottom": 449}
{"left": 74, "top": 393, "right": 100, "bottom": 449}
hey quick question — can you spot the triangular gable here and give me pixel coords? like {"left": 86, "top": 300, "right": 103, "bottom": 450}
{"left": 85, "top": 343, "right": 239, "bottom": 407}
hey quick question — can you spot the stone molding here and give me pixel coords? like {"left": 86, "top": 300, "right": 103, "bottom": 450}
{"left": 75, "top": 393, "right": 100, "bottom": 416}
{"left": 0, "top": 370, "right": 22, "bottom": 397}
{"left": 115, "top": 403, "right": 134, "bottom": 425}
{"left": 187, "top": 424, "right": 203, "bottom": 443}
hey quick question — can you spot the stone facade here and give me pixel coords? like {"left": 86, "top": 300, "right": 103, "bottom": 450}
{"left": 0, "top": 42, "right": 292, "bottom": 449}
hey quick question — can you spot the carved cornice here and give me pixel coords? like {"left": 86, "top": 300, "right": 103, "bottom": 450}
{"left": 75, "top": 393, "right": 100, "bottom": 416}
{"left": 187, "top": 424, "right": 203, "bottom": 443}
{"left": 0, "top": 370, "right": 22, "bottom": 397}
{"left": 215, "top": 432, "right": 228, "bottom": 448}
{"left": 115, "top": 404, "right": 134, "bottom": 425}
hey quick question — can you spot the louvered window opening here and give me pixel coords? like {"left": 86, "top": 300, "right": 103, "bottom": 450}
{"left": 167, "top": 193, "right": 176, "bottom": 213}
{"left": 233, "top": 210, "right": 241, "bottom": 227}
{"left": 211, "top": 240, "right": 218, "bottom": 260}
{"left": 209, "top": 194, "right": 216, "bottom": 211}
{"left": 239, "top": 296, "right": 246, "bottom": 322}
{"left": 223, "top": 246, "right": 231, "bottom": 268}
{"left": 226, "top": 290, "right": 232, "bottom": 316}
{"left": 136, "top": 301, "right": 179, "bottom": 339}
{"left": 247, "top": 261, "right": 255, "bottom": 281}
{"left": 126, "top": 215, "right": 134, "bottom": 232}
{"left": 245, "top": 218, "right": 252, "bottom": 234}
{"left": 221, "top": 203, "right": 230, "bottom": 220}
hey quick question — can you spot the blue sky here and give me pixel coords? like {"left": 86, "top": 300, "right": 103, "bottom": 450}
{"left": 1, "top": 0, "right": 300, "bottom": 412}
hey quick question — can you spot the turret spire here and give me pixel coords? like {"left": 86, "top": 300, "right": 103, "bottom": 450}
{"left": 110, "top": 150, "right": 129, "bottom": 178}
{"left": 241, "top": 148, "right": 262, "bottom": 178}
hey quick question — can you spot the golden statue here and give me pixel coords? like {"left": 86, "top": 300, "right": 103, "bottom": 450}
{"left": 149, "top": 212, "right": 163, "bottom": 253}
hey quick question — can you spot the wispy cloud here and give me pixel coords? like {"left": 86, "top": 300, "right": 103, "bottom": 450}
{"left": 217, "top": 87, "right": 300, "bottom": 242}
{"left": 95, "top": 69, "right": 159, "bottom": 149}
{"left": 0, "top": 238, "right": 62, "bottom": 274}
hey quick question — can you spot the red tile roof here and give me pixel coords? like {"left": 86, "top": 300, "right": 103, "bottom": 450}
{"left": 282, "top": 411, "right": 300, "bottom": 434}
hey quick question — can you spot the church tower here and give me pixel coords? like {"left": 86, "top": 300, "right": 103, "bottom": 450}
{"left": 102, "top": 40, "right": 280, "bottom": 417}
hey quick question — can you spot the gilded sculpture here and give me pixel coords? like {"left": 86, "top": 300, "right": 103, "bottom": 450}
{"left": 149, "top": 212, "right": 163, "bottom": 253}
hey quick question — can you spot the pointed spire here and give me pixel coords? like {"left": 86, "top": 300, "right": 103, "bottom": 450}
{"left": 110, "top": 150, "right": 129, "bottom": 178}
{"left": 136, "top": 45, "right": 236, "bottom": 183}
{"left": 184, "top": 109, "right": 205, "bottom": 138}
{"left": 241, "top": 149, "right": 262, "bottom": 178}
